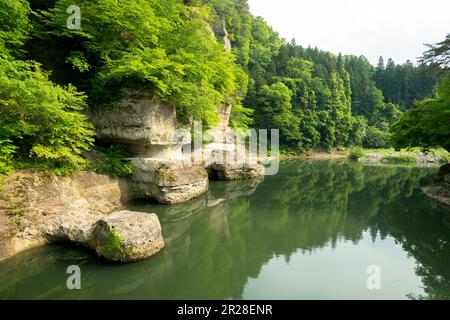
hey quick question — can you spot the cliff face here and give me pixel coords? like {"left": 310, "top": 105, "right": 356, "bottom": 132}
{"left": 87, "top": 20, "right": 264, "bottom": 204}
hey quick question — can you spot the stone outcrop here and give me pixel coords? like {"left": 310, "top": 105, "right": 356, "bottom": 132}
{"left": 90, "top": 90, "right": 209, "bottom": 204}
{"left": 202, "top": 105, "right": 265, "bottom": 180}
{"left": 92, "top": 210, "right": 164, "bottom": 262}
{"left": 214, "top": 18, "right": 232, "bottom": 52}
{"left": 130, "top": 159, "right": 208, "bottom": 204}
{"left": 423, "top": 163, "right": 450, "bottom": 213}
{"left": 0, "top": 171, "right": 164, "bottom": 262}
{"left": 92, "top": 91, "right": 183, "bottom": 146}
{"left": 211, "top": 162, "right": 264, "bottom": 180}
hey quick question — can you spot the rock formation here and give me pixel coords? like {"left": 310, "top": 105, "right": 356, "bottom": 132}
{"left": 92, "top": 210, "right": 164, "bottom": 262}
{"left": 0, "top": 171, "right": 164, "bottom": 262}
{"left": 43, "top": 210, "right": 164, "bottom": 262}
{"left": 90, "top": 90, "right": 209, "bottom": 204}
{"left": 202, "top": 18, "right": 265, "bottom": 180}
{"left": 0, "top": 16, "right": 267, "bottom": 263}
{"left": 201, "top": 104, "right": 264, "bottom": 180}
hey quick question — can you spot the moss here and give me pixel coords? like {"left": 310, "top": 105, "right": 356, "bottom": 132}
{"left": 96, "top": 228, "right": 132, "bottom": 261}
{"left": 132, "top": 186, "right": 147, "bottom": 198}
{"left": 158, "top": 169, "right": 178, "bottom": 183}
{"left": 438, "top": 153, "right": 450, "bottom": 164}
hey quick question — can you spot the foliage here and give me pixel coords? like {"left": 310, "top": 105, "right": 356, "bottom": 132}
{"left": 420, "top": 33, "right": 450, "bottom": 71}
{"left": 363, "top": 126, "right": 391, "bottom": 149}
{"left": 348, "top": 147, "right": 365, "bottom": 160}
{"left": 0, "top": 0, "right": 445, "bottom": 177}
{"left": 382, "top": 154, "right": 417, "bottom": 164}
{"left": 0, "top": 140, "right": 15, "bottom": 174}
{"left": 0, "top": 0, "right": 31, "bottom": 58}
{"left": 35, "top": 0, "right": 248, "bottom": 127}
{"left": 374, "top": 57, "right": 439, "bottom": 110}
{"left": 0, "top": 57, "right": 95, "bottom": 175}
{"left": 253, "top": 82, "right": 302, "bottom": 148}
{"left": 391, "top": 77, "right": 450, "bottom": 153}
{"left": 91, "top": 146, "right": 133, "bottom": 178}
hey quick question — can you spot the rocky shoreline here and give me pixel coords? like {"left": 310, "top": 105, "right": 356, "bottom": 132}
{"left": 0, "top": 170, "right": 165, "bottom": 262}
{"left": 0, "top": 90, "right": 266, "bottom": 262}
{"left": 422, "top": 164, "right": 450, "bottom": 215}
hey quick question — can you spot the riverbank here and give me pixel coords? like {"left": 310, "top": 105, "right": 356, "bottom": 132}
{"left": 2, "top": 150, "right": 449, "bottom": 262}
{"left": 280, "top": 148, "right": 450, "bottom": 165}
{"left": 357, "top": 148, "right": 450, "bottom": 164}
{"left": 280, "top": 149, "right": 348, "bottom": 161}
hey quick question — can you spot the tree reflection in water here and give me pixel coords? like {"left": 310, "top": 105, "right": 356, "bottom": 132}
{"left": 0, "top": 161, "right": 449, "bottom": 300}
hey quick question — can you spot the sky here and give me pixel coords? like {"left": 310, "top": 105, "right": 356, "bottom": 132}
{"left": 248, "top": 0, "right": 450, "bottom": 66}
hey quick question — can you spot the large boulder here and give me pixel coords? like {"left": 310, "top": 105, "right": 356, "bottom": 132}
{"left": 14, "top": 210, "right": 164, "bottom": 263}
{"left": 92, "top": 210, "right": 164, "bottom": 262}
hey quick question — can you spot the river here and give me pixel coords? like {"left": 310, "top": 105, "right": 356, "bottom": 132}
{"left": 0, "top": 160, "right": 449, "bottom": 299}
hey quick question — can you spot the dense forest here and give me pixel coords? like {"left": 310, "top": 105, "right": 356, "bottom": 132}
{"left": 0, "top": 0, "right": 449, "bottom": 175}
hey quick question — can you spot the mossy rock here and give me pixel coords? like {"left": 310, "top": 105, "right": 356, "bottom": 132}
{"left": 93, "top": 210, "right": 164, "bottom": 262}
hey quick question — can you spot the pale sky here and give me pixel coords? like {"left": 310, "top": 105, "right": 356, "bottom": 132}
{"left": 248, "top": 0, "right": 450, "bottom": 66}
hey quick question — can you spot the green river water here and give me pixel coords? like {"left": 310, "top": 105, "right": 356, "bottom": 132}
{"left": 0, "top": 160, "right": 449, "bottom": 300}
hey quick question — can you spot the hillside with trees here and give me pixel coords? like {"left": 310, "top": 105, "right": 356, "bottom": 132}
{"left": 0, "top": 0, "right": 447, "bottom": 175}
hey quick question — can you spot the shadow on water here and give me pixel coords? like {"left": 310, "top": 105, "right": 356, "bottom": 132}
{"left": 0, "top": 161, "right": 449, "bottom": 299}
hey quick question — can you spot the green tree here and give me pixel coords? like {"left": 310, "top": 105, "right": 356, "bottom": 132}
{"left": 0, "top": 0, "right": 94, "bottom": 174}
{"left": 35, "top": 0, "right": 249, "bottom": 126}
{"left": 391, "top": 77, "right": 450, "bottom": 152}
{"left": 391, "top": 35, "right": 450, "bottom": 152}
{"left": 0, "top": 58, "right": 94, "bottom": 174}
{"left": 0, "top": 0, "right": 31, "bottom": 58}
{"left": 253, "top": 82, "right": 302, "bottom": 148}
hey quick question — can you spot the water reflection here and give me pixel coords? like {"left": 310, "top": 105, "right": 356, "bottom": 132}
{"left": 0, "top": 161, "right": 449, "bottom": 300}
